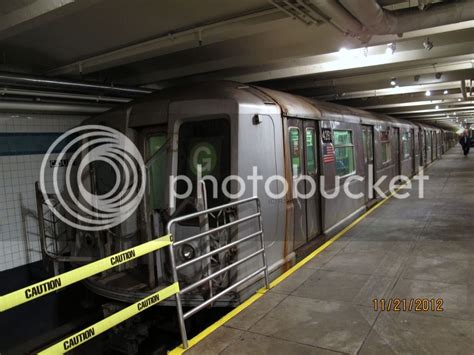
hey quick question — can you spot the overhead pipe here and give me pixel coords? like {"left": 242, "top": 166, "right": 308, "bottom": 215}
{"left": 307, "top": 0, "right": 367, "bottom": 40}
{"left": 0, "top": 101, "right": 112, "bottom": 114}
{"left": 0, "top": 72, "right": 152, "bottom": 96}
{"left": 338, "top": 0, "right": 474, "bottom": 36}
{"left": 0, "top": 87, "right": 131, "bottom": 103}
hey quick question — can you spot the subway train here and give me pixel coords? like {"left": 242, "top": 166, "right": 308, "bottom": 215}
{"left": 51, "top": 81, "right": 456, "bottom": 306}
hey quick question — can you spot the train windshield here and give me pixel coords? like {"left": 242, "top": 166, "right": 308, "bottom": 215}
{"left": 177, "top": 118, "right": 230, "bottom": 212}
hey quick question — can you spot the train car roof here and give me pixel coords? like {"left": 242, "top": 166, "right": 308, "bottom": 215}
{"left": 85, "top": 80, "right": 444, "bottom": 132}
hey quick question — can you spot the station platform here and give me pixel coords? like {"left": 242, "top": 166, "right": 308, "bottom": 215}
{"left": 177, "top": 147, "right": 474, "bottom": 354}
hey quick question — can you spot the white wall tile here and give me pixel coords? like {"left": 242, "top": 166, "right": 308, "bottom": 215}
{"left": 0, "top": 113, "right": 86, "bottom": 271}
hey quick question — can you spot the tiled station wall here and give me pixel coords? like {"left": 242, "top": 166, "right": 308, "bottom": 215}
{"left": 0, "top": 113, "right": 86, "bottom": 271}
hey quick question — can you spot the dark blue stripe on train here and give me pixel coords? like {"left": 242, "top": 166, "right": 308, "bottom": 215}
{"left": 0, "top": 132, "right": 78, "bottom": 156}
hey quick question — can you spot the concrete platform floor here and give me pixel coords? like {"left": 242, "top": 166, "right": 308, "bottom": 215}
{"left": 184, "top": 147, "right": 474, "bottom": 355}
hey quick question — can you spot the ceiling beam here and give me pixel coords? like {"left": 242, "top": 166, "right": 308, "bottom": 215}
{"left": 293, "top": 68, "right": 474, "bottom": 98}
{"left": 317, "top": 81, "right": 468, "bottom": 100}
{"left": 47, "top": 9, "right": 293, "bottom": 76}
{"left": 266, "top": 61, "right": 474, "bottom": 91}
{"left": 380, "top": 105, "right": 474, "bottom": 115}
{"left": 223, "top": 28, "right": 474, "bottom": 83}
{"left": 0, "top": 0, "right": 103, "bottom": 41}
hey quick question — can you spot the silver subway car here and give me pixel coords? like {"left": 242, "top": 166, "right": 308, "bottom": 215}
{"left": 64, "top": 81, "right": 454, "bottom": 306}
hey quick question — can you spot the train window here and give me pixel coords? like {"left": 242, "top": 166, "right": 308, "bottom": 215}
{"left": 426, "top": 132, "right": 432, "bottom": 149}
{"left": 147, "top": 134, "right": 167, "bottom": 210}
{"left": 333, "top": 130, "right": 355, "bottom": 176}
{"left": 177, "top": 118, "right": 230, "bottom": 209}
{"left": 402, "top": 131, "right": 410, "bottom": 159}
{"left": 289, "top": 127, "right": 302, "bottom": 177}
{"left": 381, "top": 130, "right": 391, "bottom": 163}
{"left": 305, "top": 128, "right": 317, "bottom": 175}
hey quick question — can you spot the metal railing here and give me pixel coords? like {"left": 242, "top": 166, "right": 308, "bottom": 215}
{"left": 2, "top": 197, "right": 269, "bottom": 353}
{"left": 167, "top": 196, "right": 269, "bottom": 349}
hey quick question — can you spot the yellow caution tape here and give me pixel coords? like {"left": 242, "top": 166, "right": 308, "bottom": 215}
{"left": 38, "top": 282, "right": 180, "bottom": 355}
{"left": 0, "top": 234, "right": 172, "bottom": 313}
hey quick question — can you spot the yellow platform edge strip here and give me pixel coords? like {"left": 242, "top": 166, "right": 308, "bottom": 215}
{"left": 0, "top": 234, "right": 172, "bottom": 313}
{"left": 39, "top": 282, "right": 180, "bottom": 355}
{"left": 169, "top": 178, "right": 417, "bottom": 355}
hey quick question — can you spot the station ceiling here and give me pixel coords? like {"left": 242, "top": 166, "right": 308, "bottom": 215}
{"left": 0, "top": 0, "right": 472, "bottom": 129}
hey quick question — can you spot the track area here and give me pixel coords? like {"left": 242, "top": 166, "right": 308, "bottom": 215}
{"left": 176, "top": 146, "right": 474, "bottom": 354}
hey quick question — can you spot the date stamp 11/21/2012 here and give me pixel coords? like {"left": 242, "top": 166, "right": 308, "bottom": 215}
{"left": 372, "top": 298, "right": 444, "bottom": 312}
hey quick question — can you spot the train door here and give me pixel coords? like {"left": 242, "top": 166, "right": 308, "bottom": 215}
{"left": 419, "top": 129, "right": 424, "bottom": 166}
{"left": 429, "top": 131, "right": 434, "bottom": 162}
{"left": 287, "top": 118, "right": 321, "bottom": 249}
{"left": 141, "top": 126, "right": 168, "bottom": 285}
{"left": 362, "top": 125, "right": 375, "bottom": 203}
{"left": 411, "top": 128, "right": 416, "bottom": 174}
{"left": 393, "top": 127, "right": 401, "bottom": 175}
{"left": 303, "top": 120, "right": 321, "bottom": 241}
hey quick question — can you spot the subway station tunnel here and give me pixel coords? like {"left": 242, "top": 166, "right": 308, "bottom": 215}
{"left": 0, "top": 1, "right": 473, "bottom": 354}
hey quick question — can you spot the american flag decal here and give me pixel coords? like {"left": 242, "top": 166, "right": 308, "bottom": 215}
{"left": 323, "top": 143, "right": 335, "bottom": 163}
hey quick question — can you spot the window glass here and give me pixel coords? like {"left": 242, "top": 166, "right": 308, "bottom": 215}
{"left": 380, "top": 130, "right": 391, "bottom": 163}
{"left": 402, "top": 131, "right": 410, "bottom": 159}
{"left": 305, "top": 128, "right": 317, "bottom": 175}
{"left": 334, "top": 130, "right": 355, "bottom": 176}
{"left": 178, "top": 119, "right": 230, "bottom": 209}
{"left": 147, "top": 134, "right": 167, "bottom": 210}
{"left": 362, "top": 129, "right": 367, "bottom": 160}
{"left": 289, "top": 128, "right": 301, "bottom": 177}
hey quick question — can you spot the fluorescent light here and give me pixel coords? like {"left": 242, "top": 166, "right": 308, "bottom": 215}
{"left": 423, "top": 37, "right": 434, "bottom": 51}
{"left": 386, "top": 42, "right": 396, "bottom": 55}
{"left": 339, "top": 47, "right": 348, "bottom": 54}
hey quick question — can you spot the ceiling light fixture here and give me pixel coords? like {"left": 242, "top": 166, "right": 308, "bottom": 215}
{"left": 423, "top": 37, "right": 434, "bottom": 51}
{"left": 339, "top": 47, "right": 348, "bottom": 54}
{"left": 386, "top": 42, "right": 396, "bottom": 55}
{"left": 435, "top": 105, "right": 439, "bottom": 109}
{"left": 443, "top": 90, "right": 448, "bottom": 95}
{"left": 425, "top": 90, "right": 431, "bottom": 96}
{"left": 390, "top": 78, "right": 397, "bottom": 86}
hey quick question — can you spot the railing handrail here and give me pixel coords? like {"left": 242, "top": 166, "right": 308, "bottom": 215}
{"left": 167, "top": 196, "right": 269, "bottom": 349}
{"left": 173, "top": 212, "right": 261, "bottom": 247}
{"left": 176, "top": 230, "right": 262, "bottom": 271}
{"left": 166, "top": 196, "right": 259, "bottom": 230}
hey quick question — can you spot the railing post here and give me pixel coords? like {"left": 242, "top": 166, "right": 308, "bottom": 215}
{"left": 256, "top": 198, "right": 270, "bottom": 289}
{"left": 167, "top": 224, "right": 189, "bottom": 349}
